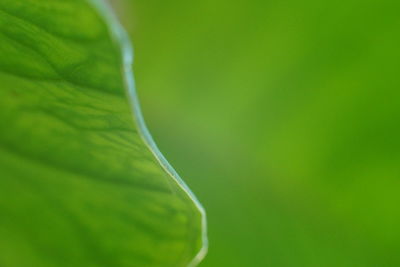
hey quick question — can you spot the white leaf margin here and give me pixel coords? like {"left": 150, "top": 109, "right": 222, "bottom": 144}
{"left": 88, "top": 0, "right": 208, "bottom": 266}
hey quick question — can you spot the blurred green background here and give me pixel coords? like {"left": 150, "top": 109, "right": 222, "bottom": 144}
{"left": 113, "top": 0, "right": 400, "bottom": 266}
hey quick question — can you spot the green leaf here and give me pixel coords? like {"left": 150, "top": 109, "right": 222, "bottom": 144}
{"left": 0, "top": 0, "right": 206, "bottom": 266}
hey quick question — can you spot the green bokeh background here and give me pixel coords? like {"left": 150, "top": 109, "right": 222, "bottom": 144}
{"left": 115, "top": 0, "right": 400, "bottom": 266}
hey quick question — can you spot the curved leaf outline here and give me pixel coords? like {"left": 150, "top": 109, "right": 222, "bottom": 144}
{"left": 89, "top": 0, "right": 208, "bottom": 265}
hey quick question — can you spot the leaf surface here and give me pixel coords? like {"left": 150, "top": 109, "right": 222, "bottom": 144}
{"left": 0, "top": 0, "right": 206, "bottom": 266}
